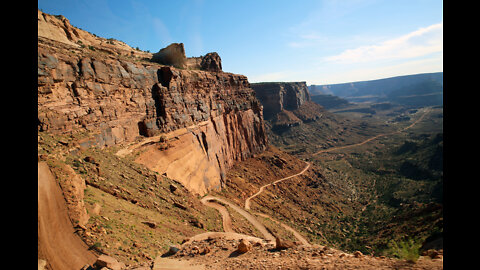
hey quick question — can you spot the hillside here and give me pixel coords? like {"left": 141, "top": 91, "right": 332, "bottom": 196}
{"left": 308, "top": 72, "right": 443, "bottom": 106}
{"left": 37, "top": 10, "right": 443, "bottom": 270}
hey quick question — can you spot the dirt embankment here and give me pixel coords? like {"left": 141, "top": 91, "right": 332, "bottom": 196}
{"left": 38, "top": 162, "right": 97, "bottom": 270}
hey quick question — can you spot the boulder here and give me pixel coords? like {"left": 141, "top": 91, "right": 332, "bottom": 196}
{"left": 94, "top": 255, "right": 125, "bottom": 270}
{"left": 353, "top": 250, "right": 363, "bottom": 258}
{"left": 275, "top": 237, "right": 296, "bottom": 250}
{"left": 237, "top": 239, "right": 252, "bottom": 253}
{"left": 163, "top": 245, "right": 180, "bottom": 257}
{"left": 142, "top": 221, "right": 157, "bottom": 229}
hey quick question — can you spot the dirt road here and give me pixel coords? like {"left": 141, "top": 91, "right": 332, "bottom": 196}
{"left": 200, "top": 197, "right": 233, "bottom": 233}
{"left": 313, "top": 108, "right": 430, "bottom": 155}
{"left": 245, "top": 162, "right": 311, "bottom": 210}
{"left": 199, "top": 162, "right": 312, "bottom": 247}
{"left": 201, "top": 195, "right": 276, "bottom": 243}
{"left": 38, "top": 162, "right": 97, "bottom": 270}
{"left": 254, "top": 212, "right": 311, "bottom": 246}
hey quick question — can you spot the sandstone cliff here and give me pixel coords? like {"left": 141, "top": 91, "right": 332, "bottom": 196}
{"left": 38, "top": 10, "right": 267, "bottom": 195}
{"left": 250, "top": 82, "right": 323, "bottom": 127}
{"left": 250, "top": 82, "right": 310, "bottom": 120}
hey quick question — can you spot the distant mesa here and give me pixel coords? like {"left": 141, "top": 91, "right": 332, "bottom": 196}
{"left": 151, "top": 43, "right": 222, "bottom": 72}
{"left": 308, "top": 72, "right": 443, "bottom": 106}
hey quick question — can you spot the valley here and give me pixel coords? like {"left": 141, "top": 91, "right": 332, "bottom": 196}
{"left": 37, "top": 9, "right": 443, "bottom": 270}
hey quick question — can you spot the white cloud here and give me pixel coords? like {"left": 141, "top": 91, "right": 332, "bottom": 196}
{"left": 307, "top": 54, "right": 443, "bottom": 85}
{"left": 325, "top": 23, "right": 443, "bottom": 64}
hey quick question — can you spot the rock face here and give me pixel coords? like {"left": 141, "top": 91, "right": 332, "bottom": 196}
{"left": 250, "top": 82, "right": 311, "bottom": 120}
{"left": 200, "top": 52, "right": 222, "bottom": 72}
{"left": 151, "top": 43, "right": 187, "bottom": 69}
{"left": 250, "top": 82, "right": 324, "bottom": 128}
{"left": 151, "top": 43, "right": 222, "bottom": 72}
{"left": 132, "top": 67, "right": 267, "bottom": 194}
{"left": 38, "top": 10, "right": 267, "bottom": 195}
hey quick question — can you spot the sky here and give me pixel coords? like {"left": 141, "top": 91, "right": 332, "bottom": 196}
{"left": 38, "top": 0, "right": 443, "bottom": 85}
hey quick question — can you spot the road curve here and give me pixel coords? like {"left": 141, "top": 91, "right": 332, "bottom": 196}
{"left": 200, "top": 197, "right": 233, "bottom": 233}
{"left": 38, "top": 162, "right": 97, "bottom": 270}
{"left": 245, "top": 162, "right": 311, "bottom": 210}
{"left": 255, "top": 212, "right": 311, "bottom": 246}
{"left": 201, "top": 195, "right": 276, "bottom": 243}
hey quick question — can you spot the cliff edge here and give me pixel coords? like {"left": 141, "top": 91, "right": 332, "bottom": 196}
{"left": 38, "top": 10, "right": 267, "bottom": 195}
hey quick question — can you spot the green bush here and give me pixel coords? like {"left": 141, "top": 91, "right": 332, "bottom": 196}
{"left": 386, "top": 238, "right": 422, "bottom": 263}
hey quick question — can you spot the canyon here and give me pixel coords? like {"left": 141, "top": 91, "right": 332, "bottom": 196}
{"left": 37, "top": 9, "right": 443, "bottom": 270}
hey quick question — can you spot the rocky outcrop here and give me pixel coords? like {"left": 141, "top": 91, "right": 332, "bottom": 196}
{"left": 250, "top": 82, "right": 311, "bottom": 120}
{"left": 151, "top": 43, "right": 222, "bottom": 72}
{"left": 38, "top": 10, "right": 267, "bottom": 195}
{"left": 151, "top": 43, "right": 187, "bottom": 69}
{"left": 200, "top": 52, "right": 222, "bottom": 72}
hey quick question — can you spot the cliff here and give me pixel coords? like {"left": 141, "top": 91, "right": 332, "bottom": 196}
{"left": 38, "top": 10, "right": 267, "bottom": 195}
{"left": 250, "top": 82, "right": 323, "bottom": 128}
{"left": 250, "top": 82, "right": 311, "bottom": 120}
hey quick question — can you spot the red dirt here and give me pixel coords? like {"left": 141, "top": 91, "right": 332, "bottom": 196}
{"left": 38, "top": 162, "right": 97, "bottom": 270}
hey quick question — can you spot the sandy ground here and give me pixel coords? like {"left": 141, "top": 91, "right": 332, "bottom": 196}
{"left": 38, "top": 162, "right": 97, "bottom": 270}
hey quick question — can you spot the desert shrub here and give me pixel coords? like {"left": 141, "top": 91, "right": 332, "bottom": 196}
{"left": 385, "top": 238, "right": 422, "bottom": 263}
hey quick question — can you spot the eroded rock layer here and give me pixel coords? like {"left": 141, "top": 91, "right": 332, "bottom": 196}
{"left": 250, "top": 82, "right": 311, "bottom": 120}
{"left": 38, "top": 10, "right": 267, "bottom": 195}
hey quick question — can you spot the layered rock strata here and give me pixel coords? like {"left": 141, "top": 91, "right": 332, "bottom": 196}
{"left": 250, "top": 82, "right": 323, "bottom": 128}
{"left": 38, "top": 10, "right": 267, "bottom": 195}
{"left": 250, "top": 82, "right": 311, "bottom": 120}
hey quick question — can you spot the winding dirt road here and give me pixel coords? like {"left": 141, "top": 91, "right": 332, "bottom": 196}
{"left": 200, "top": 197, "right": 233, "bottom": 233}
{"left": 199, "top": 161, "right": 313, "bottom": 246}
{"left": 201, "top": 196, "right": 276, "bottom": 243}
{"left": 313, "top": 108, "right": 431, "bottom": 155}
{"left": 38, "top": 162, "right": 97, "bottom": 270}
{"left": 198, "top": 109, "right": 431, "bottom": 248}
{"left": 245, "top": 162, "right": 311, "bottom": 210}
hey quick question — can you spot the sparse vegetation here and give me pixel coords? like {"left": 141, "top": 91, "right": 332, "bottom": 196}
{"left": 385, "top": 238, "right": 422, "bottom": 263}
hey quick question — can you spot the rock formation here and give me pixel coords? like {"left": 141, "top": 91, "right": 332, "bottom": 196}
{"left": 151, "top": 43, "right": 222, "bottom": 72}
{"left": 250, "top": 82, "right": 311, "bottom": 120}
{"left": 200, "top": 52, "right": 222, "bottom": 72}
{"left": 250, "top": 82, "right": 324, "bottom": 128}
{"left": 151, "top": 43, "right": 188, "bottom": 69}
{"left": 38, "top": 9, "right": 267, "bottom": 195}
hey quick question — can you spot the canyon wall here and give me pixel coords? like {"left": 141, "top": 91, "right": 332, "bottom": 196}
{"left": 250, "top": 82, "right": 323, "bottom": 128}
{"left": 38, "top": 10, "right": 267, "bottom": 195}
{"left": 250, "top": 82, "right": 311, "bottom": 120}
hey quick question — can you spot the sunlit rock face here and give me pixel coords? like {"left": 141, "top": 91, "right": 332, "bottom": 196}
{"left": 250, "top": 82, "right": 311, "bottom": 120}
{"left": 38, "top": 13, "right": 267, "bottom": 195}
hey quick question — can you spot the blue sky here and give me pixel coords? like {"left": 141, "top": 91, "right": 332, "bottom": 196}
{"left": 38, "top": 0, "right": 443, "bottom": 85}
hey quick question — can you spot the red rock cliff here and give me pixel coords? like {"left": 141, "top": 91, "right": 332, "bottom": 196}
{"left": 38, "top": 10, "right": 267, "bottom": 195}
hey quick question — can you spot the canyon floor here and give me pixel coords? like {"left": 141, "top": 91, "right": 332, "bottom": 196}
{"left": 38, "top": 109, "right": 443, "bottom": 269}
